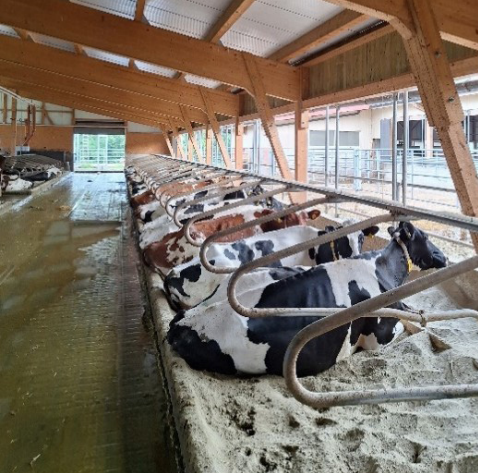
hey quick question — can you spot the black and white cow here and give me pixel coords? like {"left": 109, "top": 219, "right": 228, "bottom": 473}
{"left": 164, "top": 222, "right": 379, "bottom": 309}
{"left": 167, "top": 222, "right": 447, "bottom": 377}
{"left": 1, "top": 174, "right": 34, "bottom": 192}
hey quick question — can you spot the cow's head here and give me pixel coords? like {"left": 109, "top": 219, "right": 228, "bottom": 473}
{"left": 388, "top": 222, "right": 447, "bottom": 270}
{"left": 258, "top": 209, "right": 320, "bottom": 232}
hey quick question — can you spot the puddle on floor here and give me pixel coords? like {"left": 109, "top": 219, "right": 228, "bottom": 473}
{"left": 0, "top": 173, "right": 178, "bottom": 473}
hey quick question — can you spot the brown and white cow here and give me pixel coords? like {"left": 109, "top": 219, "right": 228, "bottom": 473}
{"left": 143, "top": 205, "right": 320, "bottom": 275}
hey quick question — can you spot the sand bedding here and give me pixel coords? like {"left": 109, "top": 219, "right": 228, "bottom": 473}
{"left": 145, "top": 264, "right": 478, "bottom": 473}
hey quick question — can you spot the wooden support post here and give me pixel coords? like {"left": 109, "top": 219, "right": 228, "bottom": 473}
{"left": 242, "top": 54, "right": 294, "bottom": 181}
{"left": 10, "top": 97, "right": 17, "bottom": 155}
{"left": 294, "top": 103, "right": 309, "bottom": 203}
{"left": 200, "top": 89, "right": 232, "bottom": 168}
{"left": 2, "top": 93, "right": 7, "bottom": 124}
{"left": 169, "top": 120, "right": 186, "bottom": 160}
{"left": 180, "top": 106, "right": 204, "bottom": 162}
{"left": 205, "top": 125, "right": 213, "bottom": 165}
{"left": 400, "top": 0, "right": 478, "bottom": 250}
{"left": 187, "top": 135, "right": 193, "bottom": 161}
{"left": 159, "top": 125, "right": 175, "bottom": 157}
{"left": 235, "top": 118, "right": 244, "bottom": 170}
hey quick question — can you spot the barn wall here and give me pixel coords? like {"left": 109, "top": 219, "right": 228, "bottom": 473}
{"left": 307, "top": 33, "right": 478, "bottom": 99}
{"left": 126, "top": 132, "right": 170, "bottom": 156}
{"left": 0, "top": 125, "right": 74, "bottom": 153}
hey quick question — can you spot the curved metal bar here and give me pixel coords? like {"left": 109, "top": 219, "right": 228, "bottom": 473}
{"left": 282, "top": 255, "right": 478, "bottom": 408}
{"left": 198, "top": 195, "right": 331, "bottom": 272}
{"left": 163, "top": 173, "right": 242, "bottom": 216}
{"left": 184, "top": 184, "right": 291, "bottom": 247}
{"left": 173, "top": 178, "right": 265, "bottom": 227}
{"left": 226, "top": 213, "right": 399, "bottom": 315}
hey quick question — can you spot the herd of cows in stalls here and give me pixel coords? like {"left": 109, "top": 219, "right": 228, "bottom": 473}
{"left": 0, "top": 154, "right": 62, "bottom": 194}
{"left": 126, "top": 160, "right": 447, "bottom": 378}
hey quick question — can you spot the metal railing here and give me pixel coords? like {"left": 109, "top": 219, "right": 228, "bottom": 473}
{"left": 127, "top": 154, "right": 478, "bottom": 409}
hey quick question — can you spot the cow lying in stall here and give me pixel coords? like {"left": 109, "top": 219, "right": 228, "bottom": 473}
{"left": 143, "top": 205, "right": 321, "bottom": 275}
{"left": 164, "top": 222, "right": 380, "bottom": 310}
{"left": 0, "top": 173, "right": 34, "bottom": 192}
{"left": 167, "top": 222, "right": 447, "bottom": 377}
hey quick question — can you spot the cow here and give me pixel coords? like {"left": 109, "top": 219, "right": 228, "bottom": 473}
{"left": 164, "top": 222, "right": 380, "bottom": 310}
{"left": 23, "top": 166, "right": 62, "bottom": 182}
{"left": 1, "top": 174, "right": 34, "bottom": 193}
{"left": 167, "top": 222, "right": 447, "bottom": 377}
{"left": 144, "top": 206, "right": 321, "bottom": 275}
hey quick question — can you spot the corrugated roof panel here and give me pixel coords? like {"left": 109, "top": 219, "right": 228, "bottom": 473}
{"left": 83, "top": 47, "right": 130, "bottom": 66}
{"left": 184, "top": 74, "right": 221, "bottom": 89}
{"left": 70, "top": 0, "right": 136, "bottom": 19}
{"left": 291, "top": 18, "right": 381, "bottom": 63}
{"left": 135, "top": 60, "right": 177, "bottom": 78}
{"left": 29, "top": 33, "right": 77, "bottom": 53}
{"left": 222, "top": 0, "right": 343, "bottom": 57}
{"left": 145, "top": 0, "right": 231, "bottom": 38}
{"left": 0, "top": 24, "right": 20, "bottom": 38}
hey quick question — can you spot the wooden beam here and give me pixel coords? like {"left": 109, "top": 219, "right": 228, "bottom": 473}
{"left": 0, "top": 79, "right": 169, "bottom": 129}
{"left": 180, "top": 106, "right": 204, "bottom": 162}
{"left": 401, "top": 0, "right": 478, "bottom": 250}
{"left": 205, "top": 125, "right": 212, "bottom": 165}
{"left": 320, "top": 0, "right": 478, "bottom": 50}
{"left": 134, "top": 0, "right": 146, "bottom": 22}
{"left": 242, "top": 54, "right": 294, "bottom": 182}
{"left": 159, "top": 126, "right": 175, "bottom": 157}
{"left": 294, "top": 104, "right": 309, "bottom": 203}
{"left": 234, "top": 117, "right": 243, "bottom": 170}
{"left": 13, "top": 27, "right": 31, "bottom": 41}
{"left": 11, "top": 97, "right": 17, "bottom": 155}
{"left": 0, "top": 34, "right": 240, "bottom": 117}
{"left": 269, "top": 10, "right": 367, "bottom": 63}
{"left": 300, "top": 23, "right": 394, "bottom": 67}
{"left": 169, "top": 120, "right": 186, "bottom": 160}
{"left": 2, "top": 94, "right": 7, "bottom": 124}
{"left": 74, "top": 44, "right": 85, "bottom": 55}
{"left": 0, "top": 60, "right": 209, "bottom": 124}
{"left": 200, "top": 89, "right": 232, "bottom": 168}
{"left": 0, "top": 0, "right": 300, "bottom": 100}
{"left": 204, "top": 0, "right": 255, "bottom": 43}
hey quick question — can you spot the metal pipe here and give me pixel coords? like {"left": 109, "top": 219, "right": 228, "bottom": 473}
{"left": 227, "top": 213, "right": 398, "bottom": 317}
{"left": 325, "top": 106, "right": 329, "bottom": 187}
{"left": 149, "top": 155, "right": 478, "bottom": 233}
{"left": 334, "top": 105, "right": 340, "bottom": 190}
{"left": 283, "top": 255, "right": 478, "bottom": 408}
{"left": 184, "top": 184, "right": 290, "bottom": 247}
{"left": 402, "top": 90, "right": 408, "bottom": 205}
{"left": 173, "top": 178, "right": 264, "bottom": 227}
{"left": 392, "top": 92, "right": 398, "bottom": 201}
{"left": 199, "top": 195, "right": 331, "bottom": 273}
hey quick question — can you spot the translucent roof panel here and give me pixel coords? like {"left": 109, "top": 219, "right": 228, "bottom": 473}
{"left": 145, "top": 0, "right": 231, "bottom": 39}
{"left": 0, "top": 24, "right": 20, "bottom": 38}
{"left": 184, "top": 74, "right": 221, "bottom": 89}
{"left": 221, "top": 0, "right": 343, "bottom": 57}
{"left": 291, "top": 17, "right": 382, "bottom": 63}
{"left": 29, "top": 33, "right": 76, "bottom": 53}
{"left": 70, "top": 0, "right": 136, "bottom": 20}
{"left": 135, "top": 60, "right": 177, "bottom": 78}
{"left": 83, "top": 47, "right": 130, "bottom": 67}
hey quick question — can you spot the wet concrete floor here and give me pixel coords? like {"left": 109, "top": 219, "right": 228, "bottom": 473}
{"left": 0, "top": 173, "right": 178, "bottom": 473}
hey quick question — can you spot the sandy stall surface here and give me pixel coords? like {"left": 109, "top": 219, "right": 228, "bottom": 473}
{"left": 145, "top": 263, "right": 478, "bottom": 473}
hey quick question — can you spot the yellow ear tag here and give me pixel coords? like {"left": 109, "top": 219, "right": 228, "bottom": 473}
{"left": 407, "top": 259, "right": 413, "bottom": 273}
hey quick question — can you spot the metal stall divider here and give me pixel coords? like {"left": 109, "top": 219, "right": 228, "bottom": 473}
{"left": 172, "top": 178, "right": 266, "bottom": 228}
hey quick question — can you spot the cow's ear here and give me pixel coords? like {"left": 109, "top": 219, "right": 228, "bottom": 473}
{"left": 387, "top": 226, "right": 396, "bottom": 237}
{"left": 308, "top": 209, "right": 321, "bottom": 220}
{"left": 363, "top": 225, "right": 380, "bottom": 236}
{"left": 399, "top": 221, "right": 415, "bottom": 240}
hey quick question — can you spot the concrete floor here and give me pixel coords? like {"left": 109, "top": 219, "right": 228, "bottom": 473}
{"left": 0, "top": 173, "right": 178, "bottom": 473}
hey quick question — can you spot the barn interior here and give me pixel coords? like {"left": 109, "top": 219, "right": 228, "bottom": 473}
{"left": 0, "top": 1, "right": 478, "bottom": 472}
